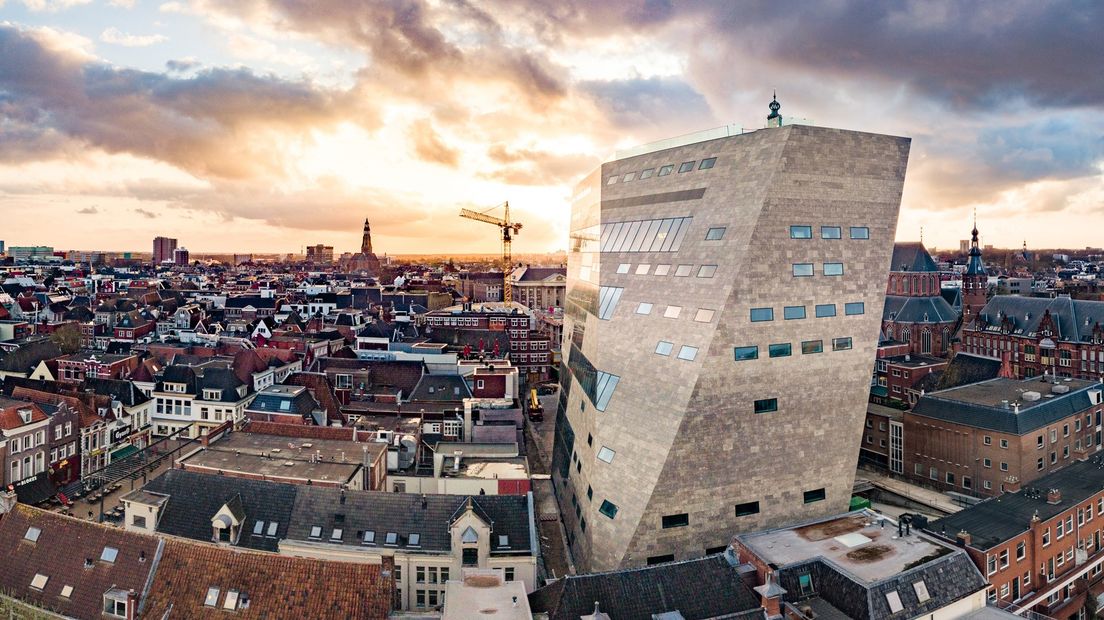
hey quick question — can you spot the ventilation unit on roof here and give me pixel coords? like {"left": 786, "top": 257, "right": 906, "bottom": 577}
{"left": 283, "top": 461, "right": 295, "bottom": 467}
{"left": 1052, "top": 384, "right": 1070, "bottom": 395}
{"left": 1022, "top": 391, "right": 1042, "bottom": 402}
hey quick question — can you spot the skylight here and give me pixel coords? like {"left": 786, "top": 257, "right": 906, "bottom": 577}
{"left": 385, "top": 532, "right": 398, "bottom": 545}
{"left": 886, "top": 590, "right": 904, "bottom": 614}
{"left": 24, "top": 527, "right": 41, "bottom": 543}
{"left": 252, "top": 521, "right": 265, "bottom": 536}
{"left": 913, "top": 580, "right": 930, "bottom": 603}
{"left": 498, "top": 535, "right": 510, "bottom": 548}
{"left": 266, "top": 522, "right": 278, "bottom": 537}
{"left": 30, "top": 574, "right": 48, "bottom": 591}
{"left": 204, "top": 587, "right": 220, "bottom": 607}
{"left": 100, "top": 547, "right": 119, "bottom": 563}
{"left": 362, "top": 531, "right": 375, "bottom": 545}
{"left": 223, "top": 590, "right": 239, "bottom": 611}
{"left": 408, "top": 533, "right": 420, "bottom": 547}
{"left": 60, "top": 585, "right": 73, "bottom": 599}
{"left": 330, "top": 529, "right": 343, "bottom": 541}
{"left": 309, "top": 526, "right": 322, "bottom": 539}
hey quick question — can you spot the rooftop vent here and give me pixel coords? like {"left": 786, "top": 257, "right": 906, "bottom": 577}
{"left": 1052, "top": 384, "right": 1070, "bottom": 394}
{"left": 1022, "top": 391, "right": 1042, "bottom": 402}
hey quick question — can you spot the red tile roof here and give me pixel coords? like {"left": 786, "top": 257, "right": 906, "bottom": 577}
{"left": 0, "top": 505, "right": 160, "bottom": 620}
{"left": 0, "top": 399, "right": 48, "bottom": 430}
{"left": 142, "top": 540, "right": 393, "bottom": 619}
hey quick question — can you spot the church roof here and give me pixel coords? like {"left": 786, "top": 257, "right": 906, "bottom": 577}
{"left": 883, "top": 295, "right": 958, "bottom": 324}
{"left": 889, "top": 242, "right": 939, "bottom": 273}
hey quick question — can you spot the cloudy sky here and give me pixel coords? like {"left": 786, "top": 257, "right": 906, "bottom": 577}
{"left": 1, "top": 1, "right": 1101, "bottom": 255}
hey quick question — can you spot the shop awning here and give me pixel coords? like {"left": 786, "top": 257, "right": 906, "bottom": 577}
{"left": 14, "top": 473, "right": 56, "bottom": 506}
{"left": 109, "top": 444, "right": 139, "bottom": 462}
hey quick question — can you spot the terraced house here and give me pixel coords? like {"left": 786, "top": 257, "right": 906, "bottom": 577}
{"left": 554, "top": 111, "right": 911, "bottom": 570}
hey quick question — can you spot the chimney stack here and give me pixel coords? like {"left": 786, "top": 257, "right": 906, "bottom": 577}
{"left": 753, "top": 571, "right": 787, "bottom": 618}
{"left": 1047, "top": 489, "right": 1062, "bottom": 505}
{"left": 1004, "top": 475, "right": 1022, "bottom": 493}
{"left": 0, "top": 485, "right": 17, "bottom": 515}
{"left": 956, "top": 530, "right": 972, "bottom": 547}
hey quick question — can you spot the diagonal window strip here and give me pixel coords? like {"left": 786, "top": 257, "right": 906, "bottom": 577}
{"left": 597, "top": 287, "right": 624, "bottom": 320}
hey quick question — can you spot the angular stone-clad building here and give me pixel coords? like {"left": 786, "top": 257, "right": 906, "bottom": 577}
{"left": 553, "top": 119, "right": 911, "bottom": 571}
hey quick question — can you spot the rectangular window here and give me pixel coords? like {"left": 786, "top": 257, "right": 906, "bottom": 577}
{"left": 750, "top": 307, "right": 774, "bottom": 322}
{"left": 647, "top": 554, "right": 675, "bottom": 565}
{"left": 803, "top": 488, "right": 826, "bottom": 504}
{"left": 815, "top": 304, "right": 836, "bottom": 318}
{"left": 639, "top": 168, "right": 655, "bottom": 179}
{"left": 754, "top": 398, "right": 778, "bottom": 414}
{"left": 832, "top": 337, "right": 853, "bottom": 351}
{"left": 622, "top": 172, "right": 635, "bottom": 182}
{"left": 697, "top": 265, "right": 717, "bottom": 278}
{"left": 793, "top": 263, "right": 814, "bottom": 277}
{"left": 784, "top": 306, "right": 806, "bottom": 320}
{"left": 616, "top": 263, "right": 630, "bottom": 274}
{"left": 734, "top": 346, "right": 759, "bottom": 361}
{"left": 801, "top": 340, "right": 823, "bottom": 354}
{"left": 677, "top": 346, "right": 698, "bottom": 361}
{"left": 635, "top": 263, "right": 651, "bottom": 275}
{"left": 636, "top": 302, "right": 653, "bottom": 315}
{"left": 694, "top": 308, "right": 715, "bottom": 323}
{"left": 655, "top": 341, "right": 673, "bottom": 356}
{"left": 597, "top": 446, "right": 615, "bottom": 463}
{"left": 663, "top": 305, "right": 682, "bottom": 319}
{"left": 607, "top": 175, "right": 618, "bottom": 185}
{"left": 678, "top": 161, "right": 696, "bottom": 173}
{"left": 823, "top": 263, "right": 844, "bottom": 276}
{"left": 844, "top": 302, "right": 865, "bottom": 316}
{"left": 662, "top": 513, "right": 689, "bottom": 528}
{"left": 768, "top": 343, "right": 792, "bottom": 358}
{"left": 658, "top": 164, "right": 674, "bottom": 176}
{"left": 654, "top": 264, "right": 671, "bottom": 276}
{"left": 674, "top": 264, "right": 693, "bottom": 277}
{"left": 790, "top": 225, "right": 813, "bottom": 239}
{"left": 698, "top": 157, "right": 717, "bottom": 170}
{"left": 735, "top": 501, "right": 760, "bottom": 517}
{"left": 821, "top": 226, "right": 842, "bottom": 239}
{"left": 705, "top": 227, "right": 726, "bottom": 240}
{"left": 599, "top": 500, "right": 619, "bottom": 519}
{"left": 850, "top": 227, "right": 870, "bottom": 239}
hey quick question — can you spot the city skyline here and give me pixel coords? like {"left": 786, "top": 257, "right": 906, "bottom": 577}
{"left": 1, "top": 2, "right": 1102, "bottom": 255}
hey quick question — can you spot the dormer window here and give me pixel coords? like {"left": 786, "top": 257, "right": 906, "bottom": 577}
{"left": 361, "top": 531, "right": 375, "bottom": 545}
{"left": 203, "top": 389, "right": 222, "bottom": 400}
{"left": 461, "top": 526, "right": 478, "bottom": 544}
{"left": 103, "top": 590, "right": 128, "bottom": 618}
{"left": 17, "top": 408, "right": 32, "bottom": 424}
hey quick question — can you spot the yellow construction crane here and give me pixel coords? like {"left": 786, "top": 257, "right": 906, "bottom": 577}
{"left": 460, "top": 201, "right": 523, "bottom": 304}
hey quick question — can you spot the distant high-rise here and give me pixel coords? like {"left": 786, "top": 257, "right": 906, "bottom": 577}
{"left": 153, "top": 236, "right": 178, "bottom": 264}
{"left": 0, "top": 240, "right": 5, "bottom": 254}
{"left": 305, "top": 244, "right": 334, "bottom": 264}
{"left": 173, "top": 247, "right": 190, "bottom": 267}
{"left": 554, "top": 112, "right": 911, "bottom": 571}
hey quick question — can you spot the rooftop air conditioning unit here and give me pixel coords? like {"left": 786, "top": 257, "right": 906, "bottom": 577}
{"left": 1022, "top": 391, "right": 1042, "bottom": 402}
{"left": 1052, "top": 384, "right": 1070, "bottom": 395}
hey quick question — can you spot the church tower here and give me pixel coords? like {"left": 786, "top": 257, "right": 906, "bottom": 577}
{"left": 962, "top": 216, "right": 988, "bottom": 319}
{"left": 361, "top": 219, "right": 373, "bottom": 255}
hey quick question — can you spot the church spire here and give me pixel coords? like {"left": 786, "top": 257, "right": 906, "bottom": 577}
{"left": 361, "top": 218, "right": 373, "bottom": 255}
{"left": 767, "top": 91, "right": 782, "bottom": 128}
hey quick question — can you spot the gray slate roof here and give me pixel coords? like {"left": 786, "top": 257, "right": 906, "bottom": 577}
{"left": 929, "top": 455, "right": 1104, "bottom": 550}
{"left": 912, "top": 377, "right": 1099, "bottom": 434}
{"left": 141, "top": 469, "right": 297, "bottom": 552}
{"left": 286, "top": 487, "right": 533, "bottom": 555}
{"left": 934, "top": 353, "right": 1002, "bottom": 390}
{"left": 890, "top": 242, "right": 939, "bottom": 273}
{"left": 882, "top": 295, "right": 958, "bottom": 324}
{"left": 528, "top": 555, "right": 762, "bottom": 620}
{"left": 975, "top": 295, "right": 1104, "bottom": 343}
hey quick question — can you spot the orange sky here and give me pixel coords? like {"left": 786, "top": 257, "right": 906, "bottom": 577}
{"left": 0, "top": 2, "right": 1101, "bottom": 255}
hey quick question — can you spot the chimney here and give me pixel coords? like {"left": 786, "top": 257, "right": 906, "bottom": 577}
{"left": 1047, "top": 489, "right": 1062, "bottom": 505}
{"left": 1004, "top": 476, "right": 1022, "bottom": 493}
{"left": 126, "top": 589, "right": 139, "bottom": 620}
{"left": 753, "top": 571, "right": 787, "bottom": 618}
{"left": 0, "top": 485, "right": 17, "bottom": 515}
{"left": 956, "top": 530, "right": 972, "bottom": 547}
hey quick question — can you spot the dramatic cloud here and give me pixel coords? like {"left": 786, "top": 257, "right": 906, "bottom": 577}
{"left": 0, "top": 24, "right": 372, "bottom": 180}
{"left": 1, "top": 0, "right": 1102, "bottom": 252}
{"left": 76, "top": 205, "right": 98, "bottom": 214}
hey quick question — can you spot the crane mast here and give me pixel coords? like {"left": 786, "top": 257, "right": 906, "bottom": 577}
{"left": 459, "top": 201, "right": 523, "bottom": 304}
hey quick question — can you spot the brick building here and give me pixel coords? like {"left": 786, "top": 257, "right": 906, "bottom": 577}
{"left": 881, "top": 242, "right": 959, "bottom": 358}
{"left": 930, "top": 456, "right": 1104, "bottom": 617}
{"left": 423, "top": 303, "right": 553, "bottom": 383}
{"left": 906, "top": 376, "right": 1102, "bottom": 497}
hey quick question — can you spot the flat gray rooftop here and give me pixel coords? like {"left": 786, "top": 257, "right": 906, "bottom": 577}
{"left": 182, "top": 449, "right": 361, "bottom": 483}
{"left": 209, "top": 431, "right": 387, "bottom": 460}
{"left": 934, "top": 376, "right": 1095, "bottom": 410}
{"left": 740, "top": 512, "right": 953, "bottom": 585}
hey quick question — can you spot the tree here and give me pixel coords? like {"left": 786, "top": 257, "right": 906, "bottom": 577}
{"left": 49, "top": 324, "right": 82, "bottom": 354}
